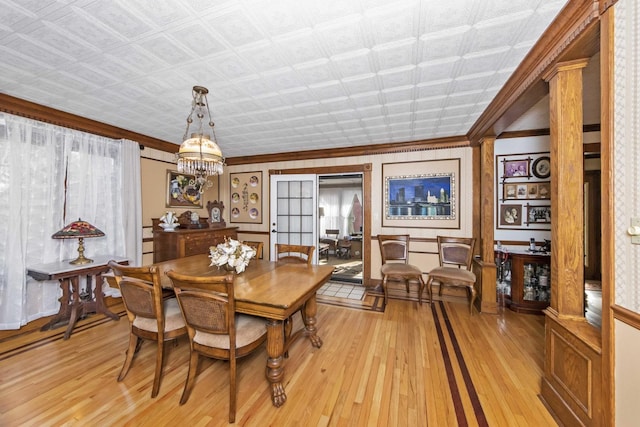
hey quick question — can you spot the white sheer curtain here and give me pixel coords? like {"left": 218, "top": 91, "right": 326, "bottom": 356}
{"left": 319, "top": 187, "right": 363, "bottom": 238}
{"left": 0, "top": 113, "right": 142, "bottom": 329}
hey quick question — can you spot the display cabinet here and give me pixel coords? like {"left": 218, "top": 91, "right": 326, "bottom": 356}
{"left": 496, "top": 249, "right": 550, "bottom": 314}
{"left": 152, "top": 219, "right": 237, "bottom": 262}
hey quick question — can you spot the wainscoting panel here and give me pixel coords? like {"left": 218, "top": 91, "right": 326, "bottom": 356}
{"left": 541, "top": 314, "right": 602, "bottom": 426}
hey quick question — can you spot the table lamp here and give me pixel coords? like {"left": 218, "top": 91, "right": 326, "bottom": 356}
{"left": 52, "top": 218, "right": 105, "bottom": 265}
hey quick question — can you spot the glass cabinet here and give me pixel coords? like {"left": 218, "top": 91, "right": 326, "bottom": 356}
{"left": 496, "top": 250, "right": 551, "bottom": 314}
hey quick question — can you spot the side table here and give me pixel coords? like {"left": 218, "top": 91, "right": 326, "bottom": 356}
{"left": 27, "top": 255, "right": 128, "bottom": 339}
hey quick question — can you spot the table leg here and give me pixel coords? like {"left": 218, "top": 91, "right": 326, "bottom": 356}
{"left": 265, "top": 319, "right": 286, "bottom": 407}
{"left": 303, "top": 295, "right": 323, "bottom": 348}
{"left": 63, "top": 276, "right": 82, "bottom": 340}
{"left": 40, "top": 278, "right": 73, "bottom": 332}
{"left": 86, "top": 273, "right": 119, "bottom": 321}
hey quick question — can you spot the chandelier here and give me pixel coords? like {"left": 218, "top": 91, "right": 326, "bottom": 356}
{"left": 176, "top": 85, "right": 225, "bottom": 193}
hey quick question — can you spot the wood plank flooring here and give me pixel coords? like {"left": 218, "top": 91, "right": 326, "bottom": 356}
{"left": 0, "top": 297, "right": 558, "bottom": 426}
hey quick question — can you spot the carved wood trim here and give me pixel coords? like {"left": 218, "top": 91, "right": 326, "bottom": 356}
{"left": 599, "top": 0, "right": 618, "bottom": 14}
{"left": 1, "top": 89, "right": 470, "bottom": 162}
{"left": 229, "top": 137, "right": 469, "bottom": 165}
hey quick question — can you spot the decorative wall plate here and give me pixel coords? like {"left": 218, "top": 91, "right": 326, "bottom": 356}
{"left": 532, "top": 156, "right": 550, "bottom": 179}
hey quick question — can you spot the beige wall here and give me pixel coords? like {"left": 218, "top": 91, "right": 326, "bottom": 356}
{"left": 224, "top": 145, "right": 474, "bottom": 278}
{"left": 140, "top": 147, "right": 219, "bottom": 264}
{"left": 138, "top": 144, "right": 473, "bottom": 278}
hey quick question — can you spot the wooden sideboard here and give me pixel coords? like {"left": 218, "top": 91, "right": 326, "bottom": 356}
{"left": 152, "top": 219, "right": 237, "bottom": 262}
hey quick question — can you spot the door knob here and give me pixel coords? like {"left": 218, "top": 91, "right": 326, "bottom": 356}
{"left": 628, "top": 225, "right": 640, "bottom": 236}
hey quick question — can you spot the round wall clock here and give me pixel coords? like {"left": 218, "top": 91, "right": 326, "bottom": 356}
{"left": 532, "top": 156, "right": 551, "bottom": 179}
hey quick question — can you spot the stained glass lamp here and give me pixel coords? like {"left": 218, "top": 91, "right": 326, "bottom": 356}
{"left": 52, "top": 218, "right": 105, "bottom": 265}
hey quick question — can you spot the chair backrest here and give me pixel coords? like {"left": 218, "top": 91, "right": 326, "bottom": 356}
{"left": 244, "top": 241, "right": 264, "bottom": 259}
{"left": 437, "top": 236, "right": 476, "bottom": 270}
{"left": 377, "top": 234, "right": 410, "bottom": 264}
{"left": 325, "top": 229, "right": 339, "bottom": 240}
{"left": 108, "top": 261, "right": 164, "bottom": 327}
{"left": 275, "top": 244, "right": 315, "bottom": 265}
{"left": 166, "top": 270, "right": 236, "bottom": 345}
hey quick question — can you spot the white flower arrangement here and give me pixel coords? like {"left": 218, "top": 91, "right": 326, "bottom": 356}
{"left": 209, "top": 238, "right": 256, "bottom": 274}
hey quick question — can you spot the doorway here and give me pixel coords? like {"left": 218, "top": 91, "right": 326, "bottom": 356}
{"left": 318, "top": 173, "right": 363, "bottom": 284}
{"left": 269, "top": 174, "right": 318, "bottom": 263}
{"left": 269, "top": 163, "right": 372, "bottom": 285}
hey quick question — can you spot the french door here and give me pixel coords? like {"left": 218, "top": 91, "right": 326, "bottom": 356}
{"left": 269, "top": 174, "right": 318, "bottom": 263}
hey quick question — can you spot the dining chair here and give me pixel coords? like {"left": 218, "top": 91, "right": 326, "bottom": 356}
{"left": 243, "top": 241, "right": 264, "bottom": 259}
{"left": 336, "top": 238, "right": 352, "bottom": 259}
{"left": 107, "top": 261, "right": 187, "bottom": 398}
{"left": 166, "top": 270, "right": 267, "bottom": 423}
{"left": 274, "top": 243, "right": 315, "bottom": 265}
{"left": 377, "top": 235, "right": 428, "bottom": 306}
{"left": 274, "top": 244, "right": 315, "bottom": 356}
{"left": 426, "top": 236, "right": 477, "bottom": 314}
{"left": 320, "top": 229, "right": 340, "bottom": 255}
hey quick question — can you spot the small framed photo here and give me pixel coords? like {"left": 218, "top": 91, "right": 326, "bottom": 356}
{"left": 532, "top": 156, "right": 551, "bottom": 179}
{"left": 503, "top": 181, "right": 551, "bottom": 200}
{"left": 537, "top": 182, "right": 550, "bottom": 199}
{"left": 499, "top": 204, "right": 522, "bottom": 226}
{"left": 503, "top": 159, "right": 529, "bottom": 178}
{"left": 527, "top": 205, "right": 551, "bottom": 224}
{"left": 503, "top": 183, "right": 518, "bottom": 199}
{"left": 516, "top": 184, "right": 528, "bottom": 199}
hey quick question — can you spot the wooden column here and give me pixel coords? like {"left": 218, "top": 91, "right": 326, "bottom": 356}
{"left": 472, "top": 137, "right": 497, "bottom": 314}
{"left": 541, "top": 58, "right": 603, "bottom": 427}
{"left": 543, "top": 59, "right": 589, "bottom": 319}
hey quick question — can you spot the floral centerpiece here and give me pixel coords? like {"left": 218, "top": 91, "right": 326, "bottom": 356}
{"left": 209, "top": 238, "right": 256, "bottom": 274}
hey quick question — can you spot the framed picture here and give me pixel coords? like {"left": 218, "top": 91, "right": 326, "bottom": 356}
{"left": 532, "top": 156, "right": 551, "bottom": 179}
{"left": 499, "top": 204, "right": 522, "bottom": 226}
{"left": 503, "top": 158, "right": 530, "bottom": 178}
{"left": 526, "top": 205, "right": 551, "bottom": 224}
{"left": 382, "top": 158, "right": 460, "bottom": 229}
{"left": 537, "top": 182, "right": 550, "bottom": 199}
{"left": 166, "top": 170, "right": 203, "bottom": 208}
{"left": 229, "top": 171, "right": 262, "bottom": 224}
{"left": 503, "top": 181, "right": 551, "bottom": 200}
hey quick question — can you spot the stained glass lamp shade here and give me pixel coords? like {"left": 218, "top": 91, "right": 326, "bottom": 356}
{"left": 52, "top": 218, "right": 105, "bottom": 265}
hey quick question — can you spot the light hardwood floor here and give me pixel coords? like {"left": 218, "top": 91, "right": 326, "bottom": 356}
{"left": 0, "top": 297, "right": 558, "bottom": 426}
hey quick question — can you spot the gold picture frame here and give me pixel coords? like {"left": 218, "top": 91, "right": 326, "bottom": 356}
{"left": 166, "top": 170, "right": 203, "bottom": 208}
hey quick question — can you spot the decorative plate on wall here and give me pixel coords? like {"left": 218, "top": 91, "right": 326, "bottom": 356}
{"left": 532, "top": 156, "right": 551, "bottom": 179}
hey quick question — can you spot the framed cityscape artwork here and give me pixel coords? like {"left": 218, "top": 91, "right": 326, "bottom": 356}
{"left": 382, "top": 158, "right": 460, "bottom": 229}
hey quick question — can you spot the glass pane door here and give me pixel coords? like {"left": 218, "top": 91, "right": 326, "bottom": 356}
{"left": 270, "top": 174, "right": 318, "bottom": 263}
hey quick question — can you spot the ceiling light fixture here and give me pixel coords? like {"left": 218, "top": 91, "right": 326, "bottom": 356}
{"left": 176, "top": 85, "right": 225, "bottom": 193}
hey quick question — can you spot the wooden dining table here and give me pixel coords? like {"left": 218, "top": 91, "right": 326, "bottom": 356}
{"left": 151, "top": 253, "right": 335, "bottom": 407}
